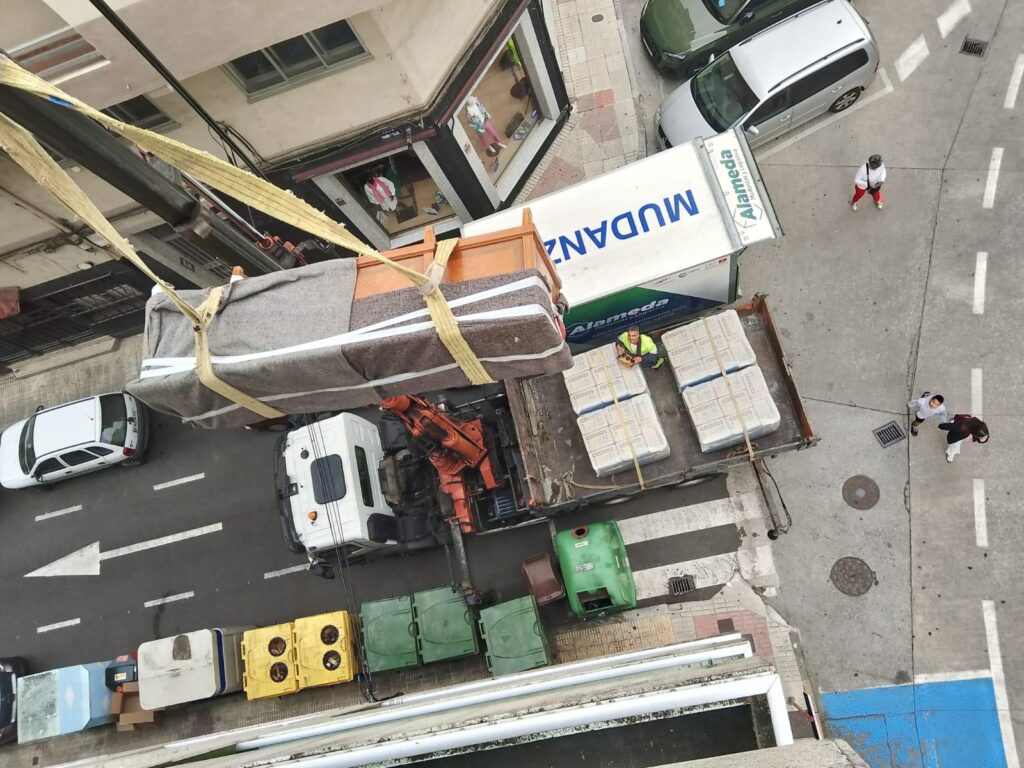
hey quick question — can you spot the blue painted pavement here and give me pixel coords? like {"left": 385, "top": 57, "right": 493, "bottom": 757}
{"left": 821, "top": 677, "right": 1008, "bottom": 767}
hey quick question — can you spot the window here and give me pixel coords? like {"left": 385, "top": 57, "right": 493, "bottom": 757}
{"left": 10, "top": 28, "right": 106, "bottom": 82}
{"left": 34, "top": 458, "right": 64, "bottom": 477}
{"left": 354, "top": 446, "right": 375, "bottom": 507}
{"left": 88, "top": 446, "right": 114, "bottom": 457}
{"left": 18, "top": 418, "right": 37, "bottom": 474}
{"left": 226, "top": 20, "right": 366, "bottom": 95}
{"left": 747, "top": 90, "right": 790, "bottom": 126}
{"left": 60, "top": 450, "right": 96, "bottom": 467}
{"left": 310, "top": 454, "right": 346, "bottom": 504}
{"left": 692, "top": 52, "right": 758, "bottom": 132}
{"left": 790, "top": 50, "right": 870, "bottom": 105}
{"left": 99, "top": 394, "right": 128, "bottom": 445}
{"left": 102, "top": 96, "right": 175, "bottom": 132}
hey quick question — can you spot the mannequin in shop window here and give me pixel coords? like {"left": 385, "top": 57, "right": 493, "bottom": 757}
{"left": 363, "top": 172, "right": 397, "bottom": 212}
{"left": 465, "top": 96, "right": 507, "bottom": 157}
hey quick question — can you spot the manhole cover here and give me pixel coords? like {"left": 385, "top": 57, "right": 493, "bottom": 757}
{"left": 873, "top": 420, "right": 906, "bottom": 448}
{"left": 592, "top": 13, "right": 604, "bottom": 22}
{"left": 842, "top": 475, "right": 880, "bottom": 510}
{"left": 960, "top": 36, "right": 988, "bottom": 57}
{"left": 830, "top": 557, "right": 876, "bottom": 597}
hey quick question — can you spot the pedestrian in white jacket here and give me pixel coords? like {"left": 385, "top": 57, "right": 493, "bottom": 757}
{"left": 908, "top": 392, "right": 948, "bottom": 436}
{"left": 851, "top": 154, "right": 886, "bottom": 211}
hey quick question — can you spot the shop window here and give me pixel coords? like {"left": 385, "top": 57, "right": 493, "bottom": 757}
{"left": 226, "top": 20, "right": 367, "bottom": 96}
{"left": 458, "top": 38, "right": 539, "bottom": 184}
{"left": 335, "top": 149, "right": 454, "bottom": 237}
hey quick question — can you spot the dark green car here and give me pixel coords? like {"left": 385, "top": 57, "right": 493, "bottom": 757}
{"left": 640, "top": 0, "right": 823, "bottom": 78}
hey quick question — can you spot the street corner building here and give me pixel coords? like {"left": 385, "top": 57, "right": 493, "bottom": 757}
{"left": 0, "top": 0, "right": 570, "bottom": 373}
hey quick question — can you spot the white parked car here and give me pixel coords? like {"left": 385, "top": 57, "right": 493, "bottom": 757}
{"left": 656, "top": 0, "right": 878, "bottom": 149}
{"left": 0, "top": 393, "right": 149, "bottom": 489}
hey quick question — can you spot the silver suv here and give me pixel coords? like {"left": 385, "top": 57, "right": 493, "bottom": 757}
{"left": 657, "top": 0, "right": 878, "bottom": 148}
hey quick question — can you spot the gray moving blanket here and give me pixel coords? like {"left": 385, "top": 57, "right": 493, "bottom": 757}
{"left": 126, "top": 259, "right": 570, "bottom": 428}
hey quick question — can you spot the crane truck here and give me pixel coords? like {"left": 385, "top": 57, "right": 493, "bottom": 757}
{"left": 273, "top": 295, "right": 816, "bottom": 582}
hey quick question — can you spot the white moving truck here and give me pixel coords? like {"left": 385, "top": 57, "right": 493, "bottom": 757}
{"left": 462, "top": 129, "right": 780, "bottom": 347}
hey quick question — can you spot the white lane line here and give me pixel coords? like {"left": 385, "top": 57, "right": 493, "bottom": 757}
{"left": 153, "top": 472, "right": 205, "bottom": 491}
{"left": 617, "top": 498, "right": 742, "bottom": 545}
{"left": 264, "top": 563, "right": 308, "bottom": 579}
{"left": 937, "top": 0, "right": 971, "bottom": 39}
{"left": 914, "top": 669, "right": 990, "bottom": 684}
{"left": 144, "top": 591, "right": 194, "bottom": 608}
{"left": 983, "top": 600, "right": 1021, "bottom": 768}
{"left": 103, "top": 522, "right": 223, "bottom": 560}
{"left": 1005, "top": 54, "right": 1024, "bottom": 109}
{"left": 972, "top": 368, "right": 983, "bottom": 418}
{"left": 896, "top": 36, "right": 929, "bottom": 82}
{"left": 37, "top": 617, "right": 81, "bottom": 633}
{"left": 974, "top": 479, "right": 988, "bottom": 547}
{"left": 758, "top": 68, "right": 893, "bottom": 160}
{"left": 983, "top": 147, "right": 1003, "bottom": 209}
{"left": 973, "top": 251, "right": 988, "bottom": 315}
{"left": 35, "top": 504, "right": 82, "bottom": 522}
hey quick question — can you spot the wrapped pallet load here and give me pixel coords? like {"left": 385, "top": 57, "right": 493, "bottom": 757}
{"left": 562, "top": 342, "right": 648, "bottom": 415}
{"left": 662, "top": 309, "right": 756, "bottom": 390}
{"left": 128, "top": 221, "right": 571, "bottom": 428}
{"left": 682, "top": 366, "right": 781, "bottom": 453}
{"left": 576, "top": 393, "right": 670, "bottom": 476}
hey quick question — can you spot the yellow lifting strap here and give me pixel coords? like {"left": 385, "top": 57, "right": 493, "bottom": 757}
{"left": 0, "top": 57, "right": 493, "bottom": 414}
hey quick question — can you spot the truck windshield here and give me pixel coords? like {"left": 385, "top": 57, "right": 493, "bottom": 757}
{"left": 691, "top": 52, "right": 758, "bottom": 132}
{"left": 18, "top": 416, "right": 36, "bottom": 474}
{"left": 311, "top": 454, "right": 347, "bottom": 504}
{"left": 99, "top": 394, "right": 128, "bottom": 445}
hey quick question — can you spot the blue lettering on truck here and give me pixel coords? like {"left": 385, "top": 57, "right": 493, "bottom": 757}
{"left": 542, "top": 189, "right": 700, "bottom": 264}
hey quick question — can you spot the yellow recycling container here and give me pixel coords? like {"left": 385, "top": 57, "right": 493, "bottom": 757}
{"left": 241, "top": 622, "right": 300, "bottom": 701}
{"left": 295, "top": 610, "right": 358, "bottom": 689}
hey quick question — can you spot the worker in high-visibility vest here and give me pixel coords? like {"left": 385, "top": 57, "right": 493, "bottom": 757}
{"left": 615, "top": 325, "right": 665, "bottom": 369}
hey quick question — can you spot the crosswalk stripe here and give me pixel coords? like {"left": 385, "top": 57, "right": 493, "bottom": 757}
{"left": 617, "top": 498, "right": 743, "bottom": 545}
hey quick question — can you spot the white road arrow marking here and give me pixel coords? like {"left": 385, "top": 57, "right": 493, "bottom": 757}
{"left": 25, "top": 523, "right": 223, "bottom": 577}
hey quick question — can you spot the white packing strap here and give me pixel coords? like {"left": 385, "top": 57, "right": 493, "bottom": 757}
{"left": 701, "top": 316, "right": 755, "bottom": 461}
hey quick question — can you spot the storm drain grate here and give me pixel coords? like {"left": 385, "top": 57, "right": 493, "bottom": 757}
{"left": 873, "top": 420, "right": 906, "bottom": 448}
{"left": 668, "top": 575, "right": 696, "bottom": 595}
{"left": 960, "top": 37, "right": 988, "bottom": 57}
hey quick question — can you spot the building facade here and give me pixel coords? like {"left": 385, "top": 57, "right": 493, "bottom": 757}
{"left": 0, "top": 0, "right": 569, "bottom": 368}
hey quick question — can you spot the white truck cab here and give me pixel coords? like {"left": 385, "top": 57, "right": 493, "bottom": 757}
{"left": 274, "top": 413, "right": 397, "bottom": 563}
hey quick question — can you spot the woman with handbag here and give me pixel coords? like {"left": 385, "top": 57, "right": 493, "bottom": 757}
{"left": 851, "top": 154, "right": 886, "bottom": 211}
{"left": 938, "top": 414, "right": 989, "bottom": 463}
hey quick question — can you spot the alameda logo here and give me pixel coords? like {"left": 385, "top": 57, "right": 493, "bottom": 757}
{"left": 719, "top": 149, "right": 763, "bottom": 227}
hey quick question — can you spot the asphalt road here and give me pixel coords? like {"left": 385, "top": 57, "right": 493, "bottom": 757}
{"left": 0, "top": 410, "right": 728, "bottom": 671}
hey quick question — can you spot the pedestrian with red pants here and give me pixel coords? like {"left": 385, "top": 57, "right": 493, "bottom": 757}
{"left": 851, "top": 154, "right": 886, "bottom": 211}
{"left": 938, "top": 414, "right": 989, "bottom": 463}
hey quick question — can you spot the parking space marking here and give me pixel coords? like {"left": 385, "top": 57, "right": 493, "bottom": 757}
{"left": 264, "top": 564, "right": 308, "bottom": 579}
{"left": 983, "top": 600, "right": 1021, "bottom": 768}
{"left": 914, "top": 669, "right": 990, "bottom": 684}
{"left": 37, "top": 617, "right": 81, "bottom": 633}
{"left": 896, "top": 36, "right": 929, "bottom": 82}
{"left": 972, "top": 368, "right": 983, "bottom": 417}
{"left": 973, "top": 251, "right": 988, "bottom": 314}
{"left": 144, "top": 591, "right": 194, "bottom": 608}
{"left": 937, "top": 0, "right": 971, "bottom": 39}
{"left": 757, "top": 69, "right": 893, "bottom": 161}
{"left": 974, "top": 479, "right": 987, "bottom": 548}
{"left": 983, "top": 147, "right": 1003, "bottom": 209}
{"left": 1005, "top": 54, "right": 1024, "bottom": 109}
{"left": 153, "top": 472, "right": 205, "bottom": 491}
{"left": 35, "top": 504, "right": 82, "bottom": 522}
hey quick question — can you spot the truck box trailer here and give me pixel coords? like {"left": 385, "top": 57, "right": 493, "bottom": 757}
{"left": 273, "top": 296, "right": 814, "bottom": 574}
{"left": 462, "top": 129, "right": 781, "bottom": 348}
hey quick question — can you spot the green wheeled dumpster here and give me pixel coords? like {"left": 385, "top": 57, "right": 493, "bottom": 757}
{"left": 555, "top": 521, "right": 637, "bottom": 619}
{"left": 412, "top": 586, "right": 479, "bottom": 664}
{"left": 359, "top": 596, "right": 420, "bottom": 673}
{"left": 478, "top": 595, "right": 551, "bottom": 676}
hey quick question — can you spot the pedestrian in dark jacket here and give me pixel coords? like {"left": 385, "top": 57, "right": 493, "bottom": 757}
{"left": 938, "top": 414, "right": 989, "bottom": 463}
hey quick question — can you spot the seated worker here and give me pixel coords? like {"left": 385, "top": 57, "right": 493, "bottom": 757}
{"left": 615, "top": 325, "right": 665, "bottom": 369}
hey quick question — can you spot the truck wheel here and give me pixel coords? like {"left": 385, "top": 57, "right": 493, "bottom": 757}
{"left": 280, "top": 518, "right": 305, "bottom": 554}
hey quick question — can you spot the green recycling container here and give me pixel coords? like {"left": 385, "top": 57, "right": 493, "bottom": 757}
{"left": 478, "top": 595, "right": 550, "bottom": 677}
{"left": 555, "top": 520, "right": 637, "bottom": 619}
{"left": 413, "top": 586, "right": 479, "bottom": 664}
{"left": 359, "top": 595, "right": 420, "bottom": 673}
